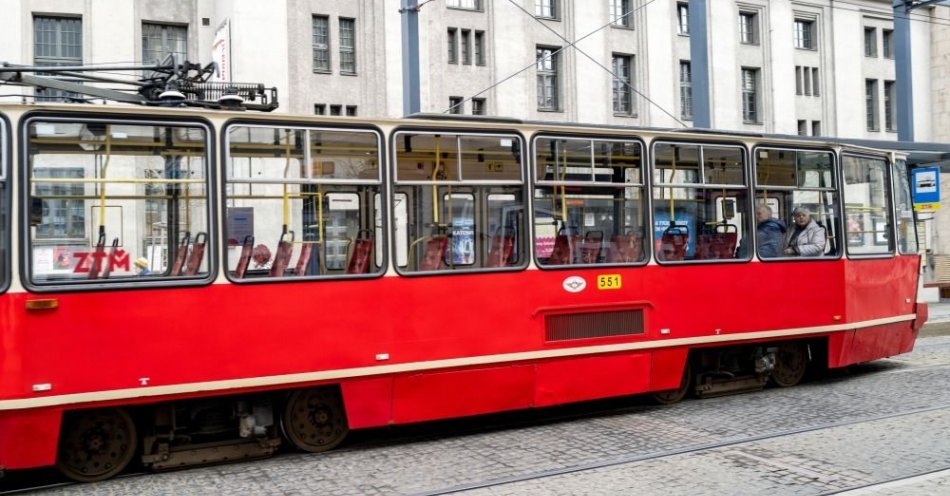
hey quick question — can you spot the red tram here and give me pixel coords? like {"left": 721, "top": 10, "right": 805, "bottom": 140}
{"left": 0, "top": 103, "right": 926, "bottom": 481}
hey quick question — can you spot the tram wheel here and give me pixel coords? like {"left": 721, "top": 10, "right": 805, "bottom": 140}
{"left": 56, "top": 408, "right": 137, "bottom": 482}
{"left": 281, "top": 387, "right": 349, "bottom": 453}
{"left": 771, "top": 342, "right": 808, "bottom": 388}
{"left": 650, "top": 361, "right": 691, "bottom": 405}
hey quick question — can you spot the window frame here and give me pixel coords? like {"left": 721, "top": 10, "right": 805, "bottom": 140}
{"left": 739, "top": 11, "right": 758, "bottom": 45}
{"left": 883, "top": 29, "right": 894, "bottom": 59}
{"left": 677, "top": 2, "right": 690, "bottom": 35}
{"left": 866, "top": 79, "right": 879, "bottom": 131}
{"left": 793, "top": 19, "right": 815, "bottom": 50}
{"left": 391, "top": 126, "right": 529, "bottom": 277}
{"left": 610, "top": 0, "right": 632, "bottom": 28}
{"left": 33, "top": 15, "right": 83, "bottom": 102}
{"left": 884, "top": 80, "right": 896, "bottom": 132}
{"left": 864, "top": 27, "right": 878, "bottom": 58}
{"left": 0, "top": 112, "right": 9, "bottom": 294}
{"left": 533, "top": 131, "right": 650, "bottom": 269}
{"left": 339, "top": 17, "right": 356, "bottom": 75}
{"left": 535, "top": 0, "right": 559, "bottom": 20}
{"left": 312, "top": 15, "right": 331, "bottom": 73}
{"left": 611, "top": 53, "right": 634, "bottom": 116}
{"left": 221, "top": 119, "right": 387, "bottom": 284}
{"left": 741, "top": 67, "right": 760, "bottom": 124}
{"left": 20, "top": 112, "right": 218, "bottom": 292}
{"left": 841, "top": 152, "right": 896, "bottom": 260}
{"left": 751, "top": 145, "right": 842, "bottom": 262}
{"left": 447, "top": 27, "right": 458, "bottom": 64}
{"left": 446, "top": 0, "right": 483, "bottom": 11}
{"left": 649, "top": 139, "right": 752, "bottom": 265}
{"left": 536, "top": 46, "right": 560, "bottom": 111}
{"left": 679, "top": 61, "right": 693, "bottom": 120}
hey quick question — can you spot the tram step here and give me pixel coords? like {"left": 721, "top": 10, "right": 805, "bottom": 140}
{"left": 143, "top": 437, "right": 281, "bottom": 471}
{"left": 695, "top": 375, "right": 767, "bottom": 398}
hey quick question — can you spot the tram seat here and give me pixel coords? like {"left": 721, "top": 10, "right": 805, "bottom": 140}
{"left": 346, "top": 232, "right": 374, "bottom": 274}
{"left": 659, "top": 227, "right": 688, "bottom": 261}
{"left": 578, "top": 231, "right": 603, "bottom": 264}
{"left": 100, "top": 238, "right": 120, "bottom": 279}
{"left": 708, "top": 232, "right": 738, "bottom": 259}
{"left": 419, "top": 236, "right": 449, "bottom": 271}
{"left": 486, "top": 235, "right": 514, "bottom": 268}
{"left": 184, "top": 232, "right": 207, "bottom": 276}
{"left": 606, "top": 234, "right": 643, "bottom": 263}
{"left": 269, "top": 233, "right": 295, "bottom": 278}
{"left": 547, "top": 234, "right": 576, "bottom": 265}
{"left": 294, "top": 241, "right": 314, "bottom": 276}
{"left": 234, "top": 235, "right": 254, "bottom": 278}
{"left": 87, "top": 233, "right": 107, "bottom": 280}
{"left": 170, "top": 232, "right": 191, "bottom": 276}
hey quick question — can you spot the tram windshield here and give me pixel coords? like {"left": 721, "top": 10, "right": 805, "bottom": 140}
{"left": 894, "top": 159, "right": 918, "bottom": 254}
{"left": 25, "top": 119, "right": 211, "bottom": 284}
{"left": 0, "top": 117, "right": 7, "bottom": 291}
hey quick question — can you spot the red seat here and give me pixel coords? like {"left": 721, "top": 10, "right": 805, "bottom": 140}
{"left": 709, "top": 232, "right": 738, "bottom": 259}
{"left": 100, "top": 238, "right": 120, "bottom": 279}
{"left": 547, "top": 234, "right": 576, "bottom": 265}
{"left": 87, "top": 232, "right": 107, "bottom": 280}
{"left": 294, "top": 241, "right": 314, "bottom": 276}
{"left": 346, "top": 233, "right": 373, "bottom": 274}
{"left": 606, "top": 234, "right": 643, "bottom": 263}
{"left": 659, "top": 231, "right": 688, "bottom": 261}
{"left": 234, "top": 235, "right": 254, "bottom": 278}
{"left": 486, "top": 235, "right": 514, "bottom": 268}
{"left": 170, "top": 233, "right": 191, "bottom": 276}
{"left": 269, "top": 233, "right": 294, "bottom": 277}
{"left": 419, "top": 236, "right": 448, "bottom": 271}
{"left": 184, "top": 232, "right": 207, "bottom": 276}
{"left": 578, "top": 231, "right": 603, "bottom": 264}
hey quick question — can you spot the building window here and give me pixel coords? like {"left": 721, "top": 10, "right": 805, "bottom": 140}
{"left": 741, "top": 67, "right": 759, "bottom": 124}
{"left": 33, "top": 168, "right": 85, "bottom": 240}
{"left": 346, "top": 105, "right": 357, "bottom": 117}
{"left": 611, "top": 0, "right": 631, "bottom": 27}
{"left": 794, "top": 19, "right": 815, "bottom": 50}
{"left": 812, "top": 68, "right": 820, "bottom": 97}
{"left": 330, "top": 104, "right": 342, "bottom": 116}
{"left": 798, "top": 120, "right": 808, "bottom": 136}
{"left": 474, "top": 31, "right": 485, "bottom": 65}
{"left": 339, "top": 18, "right": 356, "bottom": 74}
{"left": 812, "top": 121, "right": 821, "bottom": 136}
{"left": 312, "top": 16, "right": 330, "bottom": 73}
{"left": 314, "top": 104, "right": 326, "bottom": 115}
{"left": 739, "top": 12, "right": 758, "bottom": 44}
{"left": 884, "top": 80, "right": 896, "bottom": 132}
{"left": 864, "top": 27, "right": 877, "bottom": 57}
{"left": 883, "top": 29, "right": 894, "bottom": 59}
{"left": 446, "top": 0, "right": 482, "bottom": 10}
{"left": 449, "top": 96, "right": 464, "bottom": 114}
{"left": 803, "top": 67, "right": 812, "bottom": 96}
{"left": 33, "top": 16, "right": 82, "bottom": 102}
{"left": 536, "top": 47, "right": 559, "bottom": 111}
{"left": 472, "top": 98, "right": 486, "bottom": 115}
{"left": 447, "top": 28, "right": 458, "bottom": 64}
{"left": 679, "top": 61, "right": 692, "bottom": 120}
{"left": 866, "top": 79, "right": 879, "bottom": 131}
{"left": 612, "top": 54, "right": 633, "bottom": 115}
{"left": 677, "top": 3, "right": 689, "bottom": 35}
{"left": 142, "top": 23, "right": 187, "bottom": 65}
{"left": 795, "top": 66, "right": 802, "bottom": 95}
{"left": 461, "top": 29, "right": 471, "bottom": 65}
{"left": 536, "top": 0, "right": 557, "bottom": 19}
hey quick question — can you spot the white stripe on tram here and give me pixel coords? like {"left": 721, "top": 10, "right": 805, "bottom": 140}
{"left": 0, "top": 314, "right": 917, "bottom": 411}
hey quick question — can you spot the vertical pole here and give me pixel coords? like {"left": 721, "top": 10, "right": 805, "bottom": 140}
{"left": 688, "top": 0, "right": 711, "bottom": 129}
{"left": 894, "top": 1, "right": 914, "bottom": 141}
{"left": 401, "top": 0, "right": 421, "bottom": 116}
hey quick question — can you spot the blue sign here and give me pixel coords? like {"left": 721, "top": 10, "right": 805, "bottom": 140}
{"left": 912, "top": 166, "right": 940, "bottom": 209}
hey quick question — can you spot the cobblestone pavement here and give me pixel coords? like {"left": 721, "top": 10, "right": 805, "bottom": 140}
{"left": 27, "top": 336, "right": 950, "bottom": 496}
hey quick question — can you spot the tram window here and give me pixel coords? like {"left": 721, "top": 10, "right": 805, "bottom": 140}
{"left": 225, "top": 125, "right": 383, "bottom": 280}
{"left": 894, "top": 159, "right": 918, "bottom": 254}
{"left": 395, "top": 130, "right": 526, "bottom": 273}
{"left": 25, "top": 119, "right": 211, "bottom": 285}
{"left": 534, "top": 136, "right": 646, "bottom": 266}
{"left": 754, "top": 148, "right": 840, "bottom": 259}
{"left": 0, "top": 117, "right": 7, "bottom": 293}
{"left": 652, "top": 142, "right": 749, "bottom": 263}
{"left": 842, "top": 154, "right": 894, "bottom": 256}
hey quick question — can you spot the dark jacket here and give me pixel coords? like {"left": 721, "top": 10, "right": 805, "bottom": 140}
{"left": 756, "top": 218, "right": 786, "bottom": 258}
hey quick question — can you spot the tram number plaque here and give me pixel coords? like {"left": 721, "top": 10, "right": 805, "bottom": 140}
{"left": 597, "top": 274, "right": 622, "bottom": 290}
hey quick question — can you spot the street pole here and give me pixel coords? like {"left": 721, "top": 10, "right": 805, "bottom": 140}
{"left": 688, "top": 0, "right": 710, "bottom": 129}
{"left": 401, "top": 0, "right": 421, "bottom": 116}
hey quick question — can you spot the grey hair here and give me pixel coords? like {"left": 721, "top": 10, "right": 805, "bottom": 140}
{"left": 756, "top": 204, "right": 773, "bottom": 214}
{"left": 792, "top": 206, "right": 811, "bottom": 216}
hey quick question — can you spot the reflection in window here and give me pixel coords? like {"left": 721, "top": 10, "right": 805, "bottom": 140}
{"left": 225, "top": 126, "right": 382, "bottom": 279}
{"left": 843, "top": 155, "right": 893, "bottom": 255}
{"left": 534, "top": 136, "right": 645, "bottom": 266}
{"left": 653, "top": 143, "right": 748, "bottom": 262}
{"left": 894, "top": 160, "right": 918, "bottom": 255}
{"left": 395, "top": 131, "right": 525, "bottom": 273}
{"left": 27, "top": 120, "right": 210, "bottom": 284}
{"left": 755, "top": 148, "right": 839, "bottom": 258}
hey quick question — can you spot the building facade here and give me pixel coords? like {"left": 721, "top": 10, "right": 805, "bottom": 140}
{"left": 0, "top": 0, "right": 946, "bottom": 140}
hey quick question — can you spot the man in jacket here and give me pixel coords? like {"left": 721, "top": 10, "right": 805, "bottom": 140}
{"left": 755, "top": 205, "right": 786, "bottom": 258}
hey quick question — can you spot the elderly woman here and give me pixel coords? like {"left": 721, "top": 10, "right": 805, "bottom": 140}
{"left": 783, "top": 207, "right": 826, "bottom": 256}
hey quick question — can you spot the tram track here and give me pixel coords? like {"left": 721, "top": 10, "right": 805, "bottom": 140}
{"left": 409, "top": 402, "right": 950, "bottom": 496}
{"left": 818, "top": 466, "right": 950, "bottom": 495}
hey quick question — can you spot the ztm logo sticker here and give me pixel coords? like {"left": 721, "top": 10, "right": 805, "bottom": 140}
{"left": 562, "top": 276, "right": 587, "bottom": 293}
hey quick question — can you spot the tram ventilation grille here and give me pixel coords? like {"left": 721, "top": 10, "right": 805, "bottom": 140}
{"left": 545, "top": 309, "right": 644, "bottom": 341}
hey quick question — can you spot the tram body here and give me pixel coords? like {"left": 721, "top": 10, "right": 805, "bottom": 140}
{"left": 0, "top": 104, "right": 926, "bottom": 480}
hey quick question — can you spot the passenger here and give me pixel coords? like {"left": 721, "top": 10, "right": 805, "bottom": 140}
{"left": 134, "top": 257, "right": 151, "bottom": 276}
{"left": 755, "top": 205, "right": 786, "bottom": 258}
{"left": 783, "top": 207, "right": 826, "bottom": 256}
